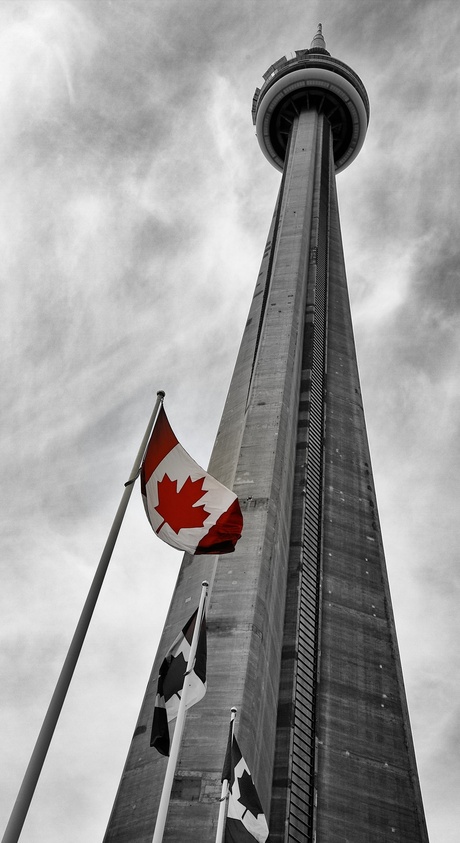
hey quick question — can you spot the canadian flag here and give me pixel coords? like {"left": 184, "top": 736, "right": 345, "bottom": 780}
{"left": 141, "top": 406, "right": 243, "bottom": 554}
{"left": 223, "top": 736, "right": 269, "bottom": 843}
{"left": 150, "top": 608, "right": 207, "bottom": 756}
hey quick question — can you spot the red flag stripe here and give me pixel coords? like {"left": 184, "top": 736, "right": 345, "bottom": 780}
{"left": 141, "top": 405, "right": 243, "bottom": 554}
{"left": 195, "top": 498, "right": 243, "bottom": 554}
{"left": 142, "top": 406, "right": 178, "bottom": 484}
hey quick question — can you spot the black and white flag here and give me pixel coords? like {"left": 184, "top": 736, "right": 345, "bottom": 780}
{"left": 222, "top": 734, "right": 269, "bottom": 843}
{"left": 150, "top": 609, "right": 206, "bottom": 756}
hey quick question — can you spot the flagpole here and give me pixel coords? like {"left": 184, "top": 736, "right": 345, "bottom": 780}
{"left": 152, "top": 580, "right": 209, "bottom": 843}
{"left": 215, "top": 707, "right": 237, "bottom": 843}
{"left": 2, "top": 390, "right": 165, "bottom": 843}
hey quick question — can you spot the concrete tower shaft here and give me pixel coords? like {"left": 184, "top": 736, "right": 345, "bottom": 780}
{"left": 104, "top": 32, "right": 429, "bottom": 843}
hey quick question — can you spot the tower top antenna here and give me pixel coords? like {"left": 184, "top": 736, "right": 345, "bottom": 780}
{"left": 310, "top": 23, "right": 327, "bottom": 52}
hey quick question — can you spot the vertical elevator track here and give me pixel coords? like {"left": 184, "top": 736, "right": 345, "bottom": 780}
{"left": 277, "top": 115, "right": 330, "bottom": 843}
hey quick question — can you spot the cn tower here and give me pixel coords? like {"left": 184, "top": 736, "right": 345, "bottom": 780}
{"left": 105, "top": 26, "right": 429, "bottom": 843}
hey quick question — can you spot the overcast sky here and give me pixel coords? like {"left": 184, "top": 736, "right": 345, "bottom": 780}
{"left": 1, "top": 1, "right": 460, "bottom": 841}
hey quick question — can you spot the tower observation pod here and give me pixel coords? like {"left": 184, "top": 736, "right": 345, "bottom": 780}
{"left": 252, "top": 23, "right": 369, "bottom": 173}
{"left": 104, "top": 27, "right": 430, "bottom": 843}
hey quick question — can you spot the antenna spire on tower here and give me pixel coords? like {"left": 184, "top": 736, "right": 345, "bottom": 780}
{"left": 310, "top": 23, "right": 327, "bottom": 52}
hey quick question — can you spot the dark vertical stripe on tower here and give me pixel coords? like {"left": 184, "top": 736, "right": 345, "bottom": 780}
{"left": 270, "top": 113, "right": 331, "bottom": 843}
{"left": 290, "top": 116, "right": 331, "bottom": 843}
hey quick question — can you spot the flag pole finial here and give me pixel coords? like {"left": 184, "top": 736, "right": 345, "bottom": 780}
{"left": 157, "top": 390, "right": 165, "bottom": 400}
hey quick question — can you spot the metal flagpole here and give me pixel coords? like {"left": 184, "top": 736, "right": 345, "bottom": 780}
{"left": 151, "top": 580, "right": 209, "bottom": 843}
{"left": 2, "top": 390, "right": 165, "bottom": 843}
{"left": 215, "top": 707, "right": 237, "bottom": 843}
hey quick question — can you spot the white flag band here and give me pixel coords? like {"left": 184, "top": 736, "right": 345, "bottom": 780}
{"left": 141, "top": 406, "right": 242, "bottom": 554}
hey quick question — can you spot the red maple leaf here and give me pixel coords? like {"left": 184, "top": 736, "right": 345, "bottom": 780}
{"left": 155, "top": 474, "right": 209, "bottom": 534}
